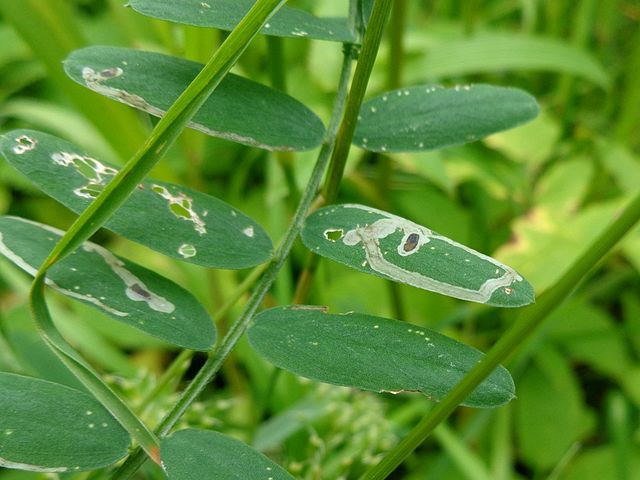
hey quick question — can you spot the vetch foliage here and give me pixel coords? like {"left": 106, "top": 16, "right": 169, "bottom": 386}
{"left": 64, "top": 46, "right": 326, "bottom": 151}
{"left": 0, "top": 216, "right": 216, "bottom": 350}
{"left": 302, "top": 204, "right": 534, "bottom": 307}
{"left": 0, "top": 130, "right": 273, "bottom": 268}
{"left": 248, "top": 306, "right": 515, "bottom": 407}
{"left": 4, "top": 0, "right": 635, "bottom": 478}
{"left": 0, "top": 373, "right": 130, "bottom": 472}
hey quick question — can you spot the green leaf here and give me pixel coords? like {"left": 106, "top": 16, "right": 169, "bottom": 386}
{"left": 353, "top": 84, "right": 539, "bottom": 153}
{"left": 128, "top": 0, "right": 355, "bottom": 43}
{"left": 160, "top": 429, "right": 294, "bottom": 479}
{"left": 0, "top": 373, "right": 130, "bottom": 472}
{"left": 63, "top": 46, "right": 325, "bottom": 151}
{"left": 248, "top": 306, "right": 515, "bottom": 408}
{"left": 515, "top": 347, "right": 594, "bottom": 469}
{"left": 417, "top": 33, "right": 611, "bottom": 89}
{"left": 0, "top": 130, "right": 273, "bottom": 269}
{"left": 301, "top": 204, "right": 534, "bottom": 307}
{"left": 0, "top": 216, "right": 215, "bottom": 351}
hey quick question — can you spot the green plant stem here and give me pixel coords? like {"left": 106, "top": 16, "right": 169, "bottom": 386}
{"left": 322, "top": 0, "right": 393, "bottom": 203}
{"left": 136, "top": 350, "right": 192, "bottom": 416}
{"left": 292, "top": 0, "right": 393, "bottom": 304}
{"left": 110, "top": 40, "right": 360, "bottom": 480}
{"left": 387, "top": 0, "right": 407, "bottom": 90}
{"left": 27, "top": 0, "right": 288, "bottom": 464}
{"left": 37, "top": 0, "right": 288, "bottom": 269}
{"left": 136, "top": 261, "right": 269, "bottom": 416}
{"left": 361, "top": 189, "right": 640, "bottom": 479}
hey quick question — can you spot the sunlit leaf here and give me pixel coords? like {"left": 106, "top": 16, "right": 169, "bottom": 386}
{"left": 0, "top": 130, "right": 273, "bottom": 269}
{"left": 0, "top": 373, "right": 130, "bottom": 472}
{"left": 161, "top": 429, "right": 294, "bottom": 479}
{"left": 63, "top": 46, "right": 325, "bottom": 151}
{"left": 0, "top": 216, "right": 216, "bottom": 350}
{"left": 301, "top": 204, "right": 534, "bottom": 307}
{"left": 515, "top": 347, "right": 594, "bottom": 469}
{"left": 416, "top": 33, "right": 610, "bottom": 89}
{"left": 248, "top": 306, "right": 515, "bottom": 407}
{"left": 353, "top": 84, "right": 539, "bottom": 153}
{"left": 128, "top": 0, "right": 355, "bottom": 43}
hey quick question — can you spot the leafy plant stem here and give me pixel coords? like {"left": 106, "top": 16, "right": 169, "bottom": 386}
{"left": 110, "top": 34, "right": 361, "bottom": 480}
{"left": 292, "top": 0, "right": 393, "bottom": 303}
{"left": 361, "top": 189, "right": 640, "bottom": 479}
{"left": 26, "top": 0, "right": 288, "bottom": 466}
{"left": 36, "top": 0, "right": 288, "bottom": 270}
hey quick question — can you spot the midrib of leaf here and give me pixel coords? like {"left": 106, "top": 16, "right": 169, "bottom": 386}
{"left": 27, "top": 0, "right": 289, "bottom": 464}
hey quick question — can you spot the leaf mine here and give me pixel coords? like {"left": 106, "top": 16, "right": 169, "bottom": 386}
{"left": 302, "top": 204, "right": 535, "bottom": 307}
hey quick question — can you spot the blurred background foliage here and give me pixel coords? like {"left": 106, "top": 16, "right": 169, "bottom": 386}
{"left": 0, "top": 0, "right": 639, "bottom": 479}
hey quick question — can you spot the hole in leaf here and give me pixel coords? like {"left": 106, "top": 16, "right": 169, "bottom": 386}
{"left": 324, "top": 229, "right": 344, "bottom": 241}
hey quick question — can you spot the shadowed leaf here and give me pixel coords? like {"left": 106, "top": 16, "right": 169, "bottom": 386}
{"left": 0, "top": 373, "right": 130, "bottom": 472}
{"left": 161, "top": 429, "right": 294, "bottom": 479}
{"left": 0, "top": 216, "right": 216, "bottom": 350}
{"left": 63, "top": 46, "right": 325, "bottom": 151}
{"left": 248, "top": 306, "right": 515, "bottom": 408}
{"left": 302, "top": 204, "right": 534, "bottom": 307}
{"left": 354, "top": 84, "right": 539, "bottom": 153}
{"left": 0, "top": 130, "right": 273, "bottom": 269}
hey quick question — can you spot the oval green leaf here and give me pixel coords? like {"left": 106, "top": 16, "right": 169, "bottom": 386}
{"left": 161, "top": 429, "right": 294, "bottom": 479}
{"left": 248, "top": 306, "right": 515, "bottom": 407}
{"left": 0, "top": 216, "right": 216, "bottom": 350}
{"left": 353, "top": 84, "right": 539, "bottom": 152}
{"left": 63, "top": 46, "right": 325, "bottom": 151}
{"left": 419, "top": 34, "right": 610, "bottom": 89}
{"left": 0, "top": 130, "right": 273, "bottom": 269}
{"left": 0, "top": 373, "right": 130, "bottom": 472}
{"left": 301, "top": 204, "right": 534, "bottom": 307}
{"left": 128, "top": 0, "right": 355, "bottom": 43}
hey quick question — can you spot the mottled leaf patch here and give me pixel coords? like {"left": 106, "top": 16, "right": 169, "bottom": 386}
{"left": 248, "top": 307, "right": 515, "bottom": 408}
{"left": 0, "top": 216, "right": 216, "bottom": 350}
{"left": 353, "top": 84, "right": 539, "bottom": 152}
{"left": 128, "top": 0, "right": 355, "bottom": 43}
{"left": 0, "top": 373, "right": 130, "bottom": 472}
{"left": 63, "top": 46, "right": 325, "bottom": 151}
{"left": 302, "top": 204, "right": 534, "bottom": 307}
{"left": 0, "top": 130, "right": 273, "bottom": 269}
{"left": 161, "top": 429, "right": 294, "bottom": 479}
